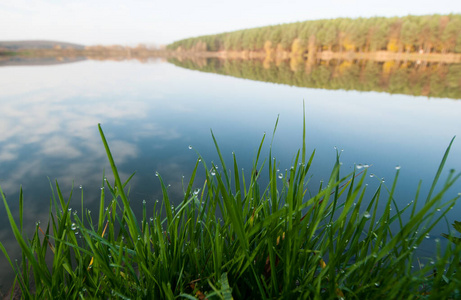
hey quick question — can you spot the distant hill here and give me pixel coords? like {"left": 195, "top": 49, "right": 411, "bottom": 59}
{"left": 0, "top": 40, "right": 85, "bottom": 51}
{"left": 167, "top": 14, "right": 461, "bottom": 54}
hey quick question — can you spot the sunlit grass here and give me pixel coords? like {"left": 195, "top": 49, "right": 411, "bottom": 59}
{"left": 1, "top": 113, "right": 461, "bottom": 299}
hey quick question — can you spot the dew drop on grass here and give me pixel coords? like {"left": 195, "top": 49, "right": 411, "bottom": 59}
{"left": 364, "top": 211, "right": 371, "bottom": 219}
{"left": 188, "top": 145, "right": 192, "bottom": 150}
{"left": 79, "top": 185, "right": 82, "bottom": 189}
{"left": 193, "top": 188, "right": 200, "bottom": 195}
{"left": 71, "top": 223, "right": 77, "bottom": 230}
{"left": 100, "top": 187, "right": 104, "bottom": 190}
{"left": 210, "top": 168, "right": 216, "bottom": 176}
{"left": 395, "top": 165, "right": 401, "bottom": 170}
{"left": 425, "top": 234, "right": 430, "bottom": 239}
{"left": 278, "top": 173, "right": 283, "bottom": 179}
{"left": 374, "top": 283, "right": 380, "bottom": 287}
{"left": 155, "top": 172, "right": 159, "bottom": 177}
{"left": 356, "top": 164, "right": 363, "bottom": 170}
{"left": 437, "top": 208, "right": 441, "bottom": 212}
{"left": 142, "top": 199, "right": 146, "bottom": 204}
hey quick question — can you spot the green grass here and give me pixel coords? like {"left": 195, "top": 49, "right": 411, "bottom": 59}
{"left": 1, "top": 115, "right": 461, "bottom": 299}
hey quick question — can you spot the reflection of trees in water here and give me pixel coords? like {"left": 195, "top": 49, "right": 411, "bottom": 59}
{"left": 168, "top": 57, "right": 461, "bottom": 99}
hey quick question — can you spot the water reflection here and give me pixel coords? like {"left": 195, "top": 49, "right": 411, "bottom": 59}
{"left": 168, "top": 57, "right": 461, "bottom": 99}
{"left": 0, "top": 59, "right": 460, "bottom": 292}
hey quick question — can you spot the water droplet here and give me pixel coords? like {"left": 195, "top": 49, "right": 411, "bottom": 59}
{"left": 425, "top": 233, "right": 430, "bottom": 239}
{"left": 356, "top": 164, "right": 363, "bottom": 170}
{"left": 339, "top": 162, "right": 343, "bottom": 165}
{"left": 79, "top": 185, "right": 82, "bottom": 189}
{"left": 436, "top": 208, "right": 441, "bottom": 212}
{"left": 198, "top": 158, "right": 202, "bottom": 162}
{"left": 395, "top": 165, "right": 401, "bottom": 170}
{"left": 73, "top": 210, "right": 77, "bottom": 215}
{"left": 374, "top": 282, "right": 380, "bottom": 287}
{"left": 68, "top": 208, "right": 72, "bottom": 212}
{"left": 372, "top": 253, "right": 377, "bottom": 258}
{"left": 149, "top": 217, "right": 154, "bottom": 222}
{"left": 100, "top": 187, "right": 104, "bottom": 190}
{"left": 142, "top": 199, "right": 146, "bottom": 204}
{"left": 155, "top": 172, "right": 159, "bottom": 177}
{"left": 364, "top": 211, "right": 371, "bottom": 219}
{"left": 193, "top": 188, "right": 200, "bottom": 195}
{"left": 88, "top": 210, "right": 91, "bottom": 214}
{"left": 370, "top": 174, "right": 374, "bottom": 178}
{"left": 210, "top": 168, "right": 216, "bottom": 176}
{"left": 71, "top": 223, "right": 77, "bottom": 230}
{"left": 278, "top": 173, "right": 283, "bottom": 179}
{"left": 188, "top": 145, "right": 192, "bottom": 150}
{"left": 155, "top": 199, "right": 159, "bottom": 203}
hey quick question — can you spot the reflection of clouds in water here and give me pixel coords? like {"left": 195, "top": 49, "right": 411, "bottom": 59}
{"left": 0, "top": 143, "right": 20, "bottom": 162}
{"left": 133, "top": 123, "right": 181, "bottom": 140}
{"left": 0, "top": 62, "right": 183, "bottom": 197}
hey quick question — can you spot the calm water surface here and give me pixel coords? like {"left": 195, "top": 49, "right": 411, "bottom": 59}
{"left": 0, "top": 59, "right": 460, "bottom": 290}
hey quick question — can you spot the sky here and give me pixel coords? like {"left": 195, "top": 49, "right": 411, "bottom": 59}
{"left": 1, "top": 0, "right": 460, "bottom": 46}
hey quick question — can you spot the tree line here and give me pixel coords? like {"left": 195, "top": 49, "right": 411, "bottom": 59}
{"left": 167, "top": 14, "right": 461, "bottom": 54}
{"left": 168, "top": 58, "right": 461, "bottom": 99}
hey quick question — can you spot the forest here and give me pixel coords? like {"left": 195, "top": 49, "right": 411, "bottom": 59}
{"left": 167, "top": 14, "right": 461, "bottom": 55}
{"left": 168, "top": 58, "right": 461, "bottom": 99}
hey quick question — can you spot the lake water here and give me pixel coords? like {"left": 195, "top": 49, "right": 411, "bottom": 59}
{"left": 0, "top": 58, "right": 460, "bottom": 291}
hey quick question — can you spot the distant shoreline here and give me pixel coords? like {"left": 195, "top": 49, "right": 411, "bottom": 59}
{"left": 1, "top": 47, "right": 461, "bottom": 64}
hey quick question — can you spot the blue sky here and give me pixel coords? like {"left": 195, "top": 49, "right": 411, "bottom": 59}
{"left": 1, "top": 0, "right": 460, "bottom": 46}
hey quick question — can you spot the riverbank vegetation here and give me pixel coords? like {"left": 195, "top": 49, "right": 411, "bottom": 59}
{"left": 169, "top": 57, "right": 461, "bottom": 99}
{"left": 167, "top": 14, "right": 461, "bottom": 57}
{"left": 1, "top": 121, "right": 461, "bottom": 298}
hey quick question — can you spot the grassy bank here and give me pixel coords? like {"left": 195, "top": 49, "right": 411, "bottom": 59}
{"left": 1, "top": 117, "right": 461, "bottom": 299}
